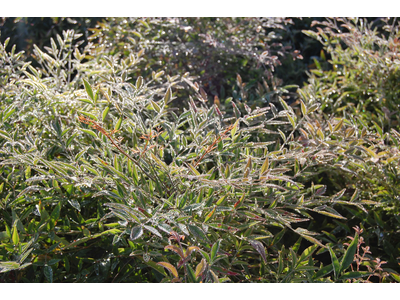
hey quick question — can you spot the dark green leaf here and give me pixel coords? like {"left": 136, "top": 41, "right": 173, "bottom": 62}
{"left": 210, "top": 239, "right": 221, "bottom": 265}
{"left": 328, "top": 246, "right": 340, "bottom": 280}
{"left": 338, "top": 271, "right": 370, "bottom": 281}
{"left": 340, "top": 233, "right": 358, "bottom": 273}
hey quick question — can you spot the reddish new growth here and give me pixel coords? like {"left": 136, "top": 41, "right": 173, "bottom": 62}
{"left": 192, "top": 123, "right": 235, "bottom": 167}
{"left": 78, "top": 115, "right": 119, "bottom": 139}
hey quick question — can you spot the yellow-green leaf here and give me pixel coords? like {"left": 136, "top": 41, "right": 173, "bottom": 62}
{"left": 83, "top": 79, "right": 94, "bottom": 100}
{"left": 260, "top": 156, "right": 269, "bottom": 176}
{"left": 195, "top": 258, "right": 207, "bottom": 278}
{"left": 333, "top": 119, "right": 344, "bottom": 132}
{"left": 204, "top": 206, "right": 216, "bottom": 223}
{"left": 157, "top": 262, "right": 178, "bottom": 278}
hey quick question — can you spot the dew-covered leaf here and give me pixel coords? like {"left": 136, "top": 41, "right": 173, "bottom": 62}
{"left": 130, "top": 226, "right": 143, "bottom": 241}
{"left": 249, "top": 239, "right": 267, "bottom": 264}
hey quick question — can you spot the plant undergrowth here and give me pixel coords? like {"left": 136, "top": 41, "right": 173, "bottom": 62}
{"left": 0, "top": 17, "right": 399, "bottom": 282}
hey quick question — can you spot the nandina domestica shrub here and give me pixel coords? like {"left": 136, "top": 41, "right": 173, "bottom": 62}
{"left": 0, "top": 18, "right": 399, "bottom": 282}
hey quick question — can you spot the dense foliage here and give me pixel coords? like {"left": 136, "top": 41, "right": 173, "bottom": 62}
{"left": 0, "top": 17, "right": 399, "bottom": 283}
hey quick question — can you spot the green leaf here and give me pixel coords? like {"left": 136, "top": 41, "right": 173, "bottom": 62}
{"left": 187, "top": 265, "right": 197, "bottom": 282}
{"left": 333, "top": 119, "right": 344, "bottom": 132}
{"left": 0, "top": 231, "right": 10, "bottom": 241}
{"left": 210, "top": 239, "right": 221, "bottom": 264}
{"left": 372, "top": 120, "right": 383, "bottom": 137}
{"left": 286, "top": 112, "right": 296, "bottom": 129}
{"left": 143, "top": 225, "right": 162, "bottom": 238}
{"left": 83, "top": 79, "right": 94, "bottom": 100}
{"left": 130, "top": 226, "right": 143, "bottom": 241}
{"left": 328, "top": 246, "right": 340, "bottom": 280}
{"left": 50, "top": 202, "right": 61, "bottom": 223}
{"left": 80, "top": 128, "right": 98, "bottom": 139}
{"left": 300, "top": 99, "right": 307, "bottom": 116}
{"left": 12, "top": 220, "right": 19, "bottom": 246}
{"left": 338, "top": 271, "right": 370, "bottom": 281}
{"left": 271, "top": 228, "right": 286, "bottom": 246}
{"left": 0, "top": 261, "right": 20, "bottom": 270}
{"left": 164, "top": 87, "right": 172, "bottom": 104}
{"left": 298, "top": 244, "right": 318, "bottom": 265}
{"left": 312, "top": 264, "right": 333, "bottom": 280}
{"left": 340, "top": 233, "right": 358, "bottom": 273}
{"left": 114, "top": 118, "right": 123, "bottom": 131}
{"left": 44, "top": 265, "right": 53, "bottom": 283}
{"left": 260, "top": 156, "right": 269, "bottom": 176}
{"left": 136, "top": 76, "right": 143, "bottom": 90}
{"left": 188, "top": 224, "right": 208, "bottom": 241}
{"left": 390, "top": 272, "right": 400, "bottom": 282}
{"left": 102, "top": 106, "right": 110, "bottom": 122}
{"left": 204, "top": 207, "right": 216, "bottom": 223}
{"left": 145, "top": 261, "right": 167, "bottom": 277}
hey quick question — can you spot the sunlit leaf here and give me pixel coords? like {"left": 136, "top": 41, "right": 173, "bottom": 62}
{"left": 130, "top": 226, "right": 143, "bottom": 241}
{"left": 157, "top": 262, "right": 178, "bottom": 278}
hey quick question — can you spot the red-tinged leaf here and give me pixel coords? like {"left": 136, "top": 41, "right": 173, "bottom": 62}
{"left": 169, "top": 231, "right": 184, "bottom": 242}
{"left": 195, "top": 258, "right": 207, "bottom": 278}
{"left": 165, "top": 245, "right": 185, "bottom": 259}
{"left": 157, "top": 262, "right": 178, "bottom": 278}
{"left": 315, "top": 185, "right": 327, "bottom": 196}
{"left": 249, "top": 240, "right": 267, "bottom": 264}
{"left": 204, "top": 206, "right": 216, "bottom": 223}
{"left": 185, "top": 246, "right": 200, "bottom": 258}
{"left": 234, "top": 193, "right": 245, "bottom": 209}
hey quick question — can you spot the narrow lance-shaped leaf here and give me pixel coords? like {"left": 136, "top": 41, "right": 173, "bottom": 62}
{"left": 185, "top": 246, "right": 200, "bottom": 258}
{"left": 164, "top": 87, "right": 172, "bottom": 104}
{"left": 143, "top": 225, "right": 162, "bottom": 238}
{"left": 329, "top": 246, "right": 341, "bottom": 280}
{"left": 340, "top": 233, "right": 359, "bottom": 273}
{"left": 165, "top": 245, "right": 185, "bottom": 259}
{"left": 260, "top": 156, "right": 269, "bottom": 176}
{"left": 157, "top": 262, "right": 178, "bottom": 278}
{"left": 195, "top": 258, "right": 207, "bottom": 279}
{"left": 83, "top": 79, "right": 94, "bottom": 100}
{"left": 300, "top": 99, "right": 307, "bottom": 116}
{"left": 210, "top": 239, "right": 221, "bottom": 264}
{"left": 188, "top": 224, "right": 208, "bottom": 241}
{"left": 333, "top": 119, "right": 344, "bottom": 132}
{"left": 204, "top": 206, "right": 216, "bottom": 223}
{"left": 44, "top": 265, "right": 53, "bottom": 283}
{"left": 102, "top": 106, "right": 110, "bottom": 122}
{"left": 338, "top": 271, "right": 371, "bottom": 281}
{"left": 12, "top": 220, "right": 19, "bottom": 246}
{"left": 249, "top": 240, "right": 267, "bottom": 264}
